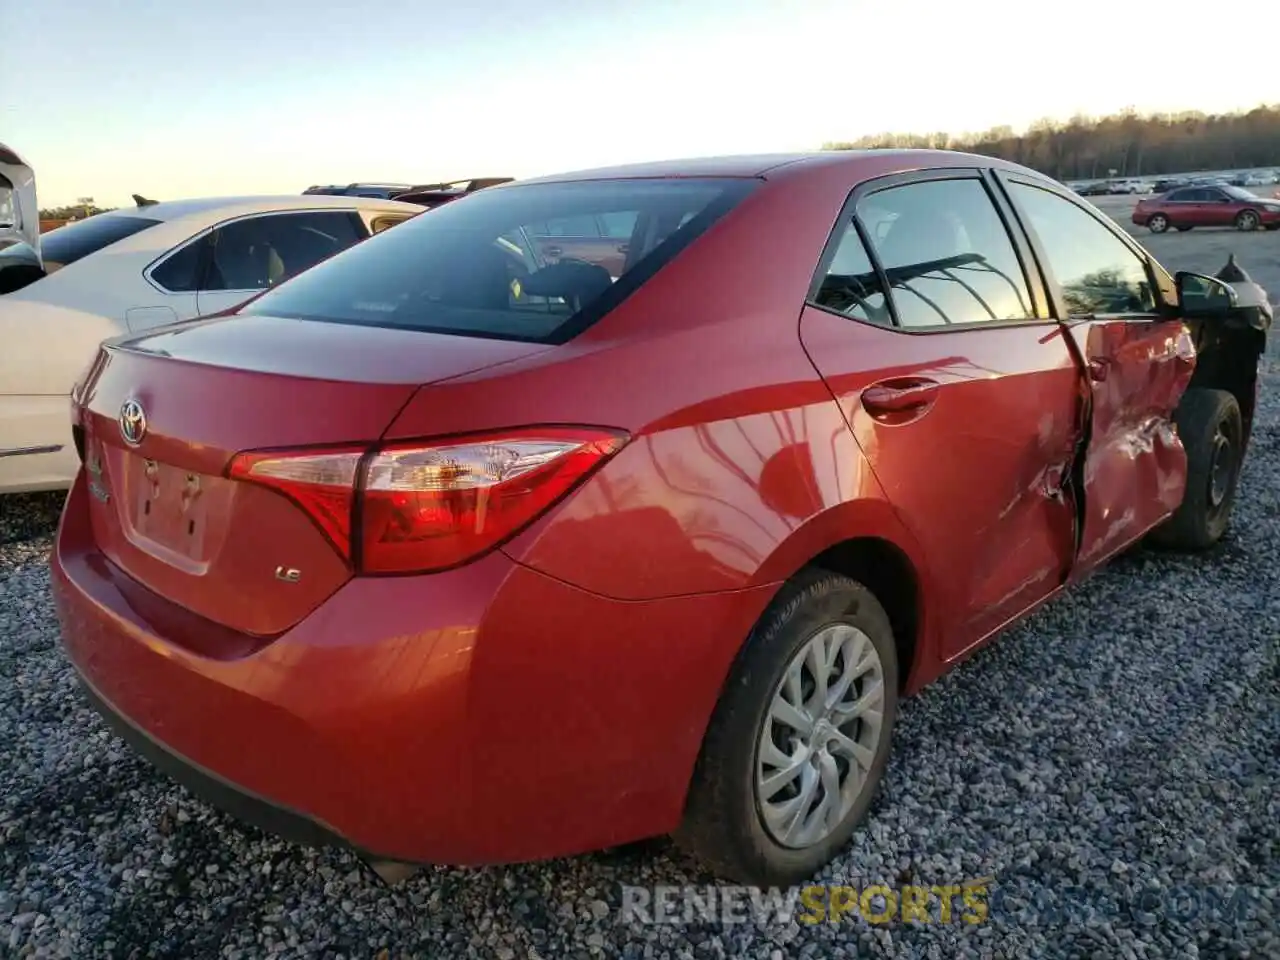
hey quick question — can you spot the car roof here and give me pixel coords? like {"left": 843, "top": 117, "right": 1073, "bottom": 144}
{"left": 513, "top": 150, "right": 1052, "bottom": 186}
{"left": 102, "top": 194, "right": 422, "bottom": 223}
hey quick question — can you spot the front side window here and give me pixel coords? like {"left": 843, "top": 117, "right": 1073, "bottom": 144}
{"left": 204, "top": 211, "right": 365, "bottom": 292}
{"left": 1222, "top": 185, "right": 1260, "bottom": 201}
{"left": 1006, "top": 182, "right": 1156, "bottom": 317}
{"left": 40, "top": 214, "right": 160, "bottom": 270}
{"left": 241, "top": 178, "right": 755, "bottom": 343}
{"left": 857, "top": 178, "right": 1033, "bottom": 328}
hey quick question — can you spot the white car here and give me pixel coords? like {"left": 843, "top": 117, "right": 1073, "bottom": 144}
{"left": 0, "top": 195, "right": 422, "bottom": 493}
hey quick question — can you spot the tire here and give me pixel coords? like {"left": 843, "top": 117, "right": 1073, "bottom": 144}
{"left": 674, "top": 570, "right": 899, "bottom": 886}
{"left": 1235, "top": 209, "right": 1260, "bottom": 232}
{"left": 1148, "top": 388, "right": 1244, "bottom": 551}
{"left": 1265, "top": 224, "right": 1279, "bottom": 232}
{"left": 1148, "top": 214, "right": 1170, "bottom": 233}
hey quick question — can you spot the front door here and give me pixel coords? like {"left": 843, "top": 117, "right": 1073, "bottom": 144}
{"left": 801, "top": 172, "right": 1082, "bottom": 659}
{"left": 1000, "top": 178, "right": 1195, "bottom": 572}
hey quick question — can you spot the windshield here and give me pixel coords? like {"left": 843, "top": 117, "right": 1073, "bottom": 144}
{"left": 40, "top": 213, "right": 160, "bottom": 270}
{"left": 1223, "top": 185, "right": 1259, "bottom": 201}
{"left": 241, "top": 177, "right": 757, "bottom": 344}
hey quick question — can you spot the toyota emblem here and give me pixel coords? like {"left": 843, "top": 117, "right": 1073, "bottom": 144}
{"left": 119, "top": 399, "right": 147, "bottom": 446}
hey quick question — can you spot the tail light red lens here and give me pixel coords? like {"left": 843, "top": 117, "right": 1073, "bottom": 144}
{"left": 228, "top": 427, "right": 627, "bottom": 575}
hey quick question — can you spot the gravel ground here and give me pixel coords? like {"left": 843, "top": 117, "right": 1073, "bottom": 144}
{"left": 2, "top": 331, "right": 1278, "bottom": 955}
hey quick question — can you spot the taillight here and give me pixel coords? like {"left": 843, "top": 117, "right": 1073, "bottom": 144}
{"left": 228, "top": 427, "right": 627, "bottom": 575}
{"left": 229, "top": 446, "right": 365, "bottom": 560}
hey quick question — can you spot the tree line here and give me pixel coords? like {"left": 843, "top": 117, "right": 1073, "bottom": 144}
{"left": 824, "top": 104, "right": 1280, "bottom": 181}
{"left": 39, "top": 198, "right": 114, "bottom": 220}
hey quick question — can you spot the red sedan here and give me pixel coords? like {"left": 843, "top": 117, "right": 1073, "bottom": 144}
{"left": 1132, "top": 183, "right": 1280, "bottom": 232}
{"left": 52, "top": 151, "right": 1270, "bottom": 886}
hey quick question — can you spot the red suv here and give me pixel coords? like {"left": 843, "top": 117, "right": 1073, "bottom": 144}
{"left": 1133, "top": 184, "right": 1280, "bottom": 232}
{"left": 52, "top": 152, "right": 1271, "bottom": 886}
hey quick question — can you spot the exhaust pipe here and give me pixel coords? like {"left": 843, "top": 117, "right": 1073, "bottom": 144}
{"left": 364, "top": 858, "right": 422, "bottom": 885}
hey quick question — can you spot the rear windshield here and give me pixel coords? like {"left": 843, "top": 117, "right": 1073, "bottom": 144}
{"left": 240, "top": 177, "right": 757, "bottom": 344}
{"left": 41, "top": 214, "right": 160, "bottom": 269}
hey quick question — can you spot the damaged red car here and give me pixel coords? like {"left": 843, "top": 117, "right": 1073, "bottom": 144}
{"left": 51, "top": 151, "right": 1272, "bottom": 887}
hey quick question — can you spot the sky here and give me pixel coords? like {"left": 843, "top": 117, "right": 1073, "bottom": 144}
{"left": 3, "top": 0, "right": 1277, "bottom": 208}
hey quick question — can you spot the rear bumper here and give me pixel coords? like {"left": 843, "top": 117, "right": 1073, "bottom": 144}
{"left": 74, "top": 672, "right": 352, "bottom": 852}
{"left": 51, "top": 473, "right": 774, "bottom": 865}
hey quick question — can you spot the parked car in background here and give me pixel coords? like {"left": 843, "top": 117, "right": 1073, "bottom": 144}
{"left": 1117, "top": 179, "right": 1153, "bottom": 194}
{"left": 0, "top": 142, "right": 39, "bottom": 257}
{"left": 392, "top": 177, "right": 515, "bottom": 209}
{"left": 1151, "top": 178, "right": 1189, "bottom": 195}
{"left": 51, "top": 149, "right": 1271, "bottom": 887}
{"left": 0, "top": 195, "right": 421, "bottom": 493}
{"left": 303, "top": 183, "right": 413, "bottom": 199}
{"left": 1076, "top": 181, "right": 1111, "bottom": 196}
{"left": 1132, "top": 184, "right": 1280, "bottom": 233}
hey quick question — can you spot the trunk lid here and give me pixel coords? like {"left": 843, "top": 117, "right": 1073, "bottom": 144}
{"left": 76, "top": 313, "right": 547, "bottom": 636}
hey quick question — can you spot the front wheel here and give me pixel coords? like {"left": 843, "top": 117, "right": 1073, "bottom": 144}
{"left": 674, "top": 571, "right": 898, "bottom": 886}
{"left": 1148, "top": 388, "right": 1244, "bottom": 551}
{"left": 1235, "top": 209, "right": 1260, "bottom": 232}
{"left": 1148, "top": 213, "right": 1170, "bottom": 233}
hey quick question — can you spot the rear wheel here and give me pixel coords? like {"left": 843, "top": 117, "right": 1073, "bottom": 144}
{"left": 1148, "top": 213, "right": 1170, "bottom": 233}
{"left": 1148, "top": 388, "right": 1244, "bottom": 551}
{"left": 1235, "top": 209, "right": 1260, "bottom": 232}
{"left": 675, "top": 570, "right": 898, "bottom": 885}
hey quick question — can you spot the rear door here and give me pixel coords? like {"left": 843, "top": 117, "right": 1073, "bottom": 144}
{"left": 1162, "top": 187, "right": 1205, "bottom": 227}
{"left": 998, "top": 175, "right": 1194, "bottom": 572}
{"left": 800, "top": 170, "right": 1082, "bottom": 660}
{"left": 195, "top": 210, "right": 369, "bottom": 316}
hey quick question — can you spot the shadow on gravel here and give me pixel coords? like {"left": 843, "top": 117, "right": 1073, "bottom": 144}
{"left": 0, "top": 492, "right": 66, "bottom": 545}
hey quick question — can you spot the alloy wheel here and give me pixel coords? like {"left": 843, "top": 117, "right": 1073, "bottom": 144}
{"left": 754, "top": 624, "right": 885, "bottom": 849}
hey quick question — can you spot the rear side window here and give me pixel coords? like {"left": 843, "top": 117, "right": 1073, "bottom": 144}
{"left": 812, "top": 224, "right": 891, "bottom": 326}
{"left": 241, "top": 178, "right": 756, "bottom": 344}
{"left": 150, "top": 237, "right": 205, "bottom": 292}
{"left": 40, "top": 214, "right": 159, "bottom": 269}
{"left": 204, "top": 211, "right": 366, "bottom": 292}
{"left": 857, "top": 178, "right": 1034, "bottom": 328}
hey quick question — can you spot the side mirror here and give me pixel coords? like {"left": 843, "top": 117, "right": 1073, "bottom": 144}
{"left": 1176, "top": 271, "right": 1237, "bottom": 315}
{"left": 0, "top": 240, "right": 45, "bottom": 294}
{"left": 1175, "top": 270, "right": 1273, "bottom": 330}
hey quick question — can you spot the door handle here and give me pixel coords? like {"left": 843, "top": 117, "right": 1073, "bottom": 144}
{"left": 1088, "top": 358, "right": 1110, "bottom": 382}
{"left": 861, "top": 380, "right": 940, "bottom": 417}
{"left": 545, "top": 245, "right": 563, "bottom": 257}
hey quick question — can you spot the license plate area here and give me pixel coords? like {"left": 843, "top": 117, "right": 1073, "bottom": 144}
{"left": 129, "top": 454, "right": 211, "bottom": 555}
